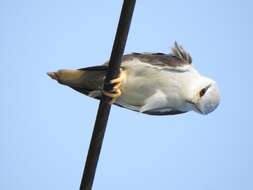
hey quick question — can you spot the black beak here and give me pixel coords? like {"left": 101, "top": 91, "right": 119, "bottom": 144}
{"left": 186, "top": 100, "right": 195, "bottom": 105}
{"left": 186, "top": 100, "right": 202, "bottom": 113}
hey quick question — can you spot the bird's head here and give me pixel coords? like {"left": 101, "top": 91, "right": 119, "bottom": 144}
{"left": 187, "top": 77, "right": 220, "bottom": 115}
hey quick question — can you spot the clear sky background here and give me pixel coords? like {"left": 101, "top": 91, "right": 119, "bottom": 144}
{"left": 1, "top": 0, "right": 252, "bottom": 189}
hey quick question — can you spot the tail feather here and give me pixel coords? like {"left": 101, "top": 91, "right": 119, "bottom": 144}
{"left": 47, "top": 65, "right": 108, "bottom": 97}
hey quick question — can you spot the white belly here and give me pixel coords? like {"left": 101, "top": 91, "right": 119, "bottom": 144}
{"left": 115, "top": 59, "right": 200, "bottom": 113}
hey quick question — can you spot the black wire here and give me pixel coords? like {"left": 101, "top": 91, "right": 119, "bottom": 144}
{"left": 79, "top": 1, "right": 136, "bottom": 189}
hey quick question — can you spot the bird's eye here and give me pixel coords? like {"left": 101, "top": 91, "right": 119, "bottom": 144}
{"left": 199, "top": 88, "right": 207, "bottom": 97}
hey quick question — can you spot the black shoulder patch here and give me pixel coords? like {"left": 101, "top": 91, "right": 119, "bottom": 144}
{"left": 122, "top": 42, "right": 192, "bottom": 67}
{"left": 152, "top": 53, "right": 166, "bottom": 56}
{"left": 78, "top": 65, "right": 108, "bottom": 71}
{"left": 143, "top": 110, "right": 187, "bottom": 115}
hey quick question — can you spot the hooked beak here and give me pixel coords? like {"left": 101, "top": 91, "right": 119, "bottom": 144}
{"left": 186, "top": 100, "right": 203, "bottom": 114}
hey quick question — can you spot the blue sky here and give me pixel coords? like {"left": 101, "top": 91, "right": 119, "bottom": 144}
{"left": 1, "top": 0, "right": 252, "bottom": 189}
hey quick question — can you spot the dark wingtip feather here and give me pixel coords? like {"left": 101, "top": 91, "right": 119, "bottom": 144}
{"left": 171, "top": 41, "right": 192, "bottom": 64}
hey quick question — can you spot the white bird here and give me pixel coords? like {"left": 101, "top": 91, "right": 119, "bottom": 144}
{"left": 47, "top": 42, "right": 220, "bottom": 115}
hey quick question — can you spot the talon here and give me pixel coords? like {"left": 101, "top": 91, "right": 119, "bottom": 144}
{"left": 102, "top": 69, "right": 125, "bottom": 104}
{"left": 113, "top": 82, "right": 122, "bottom": 91}
{"left": 102, "top": 89, "right": 121, "bottom": 98}
{"left": 111, "top": 89, "right": 121, "bottom": 103}
{"left": 109, "top": 69, "right": 125, "bottom": 84}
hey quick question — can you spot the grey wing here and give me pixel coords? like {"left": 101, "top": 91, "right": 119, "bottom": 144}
{"left": 71, "top": 66, "right": 109, "bottom": 99}
{"left": 143, "top": 109, "right": 187, "bottom": 115}
{"left": 74, "top": 65, "right": 128, "bottom": 100}
{"left": 122, "top": 42, "right": 192, "bottom": 67}
{"left": 113, "top": 103, "right": 187, "bottom": 115}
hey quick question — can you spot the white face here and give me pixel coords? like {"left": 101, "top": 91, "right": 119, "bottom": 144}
{"left": 189, "top": 79, "right": 220, "bottom": 115}
{"left": 197, "top": 82, "right": 220, "bottom": 114}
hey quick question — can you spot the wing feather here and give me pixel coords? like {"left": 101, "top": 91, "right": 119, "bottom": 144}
{"left": 122, "top": 42, "right": 192, "bottom": 67}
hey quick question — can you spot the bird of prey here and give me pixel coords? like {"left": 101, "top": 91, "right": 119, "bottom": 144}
{"left": 47, "top": 42, "right": 220, "bottom": 115}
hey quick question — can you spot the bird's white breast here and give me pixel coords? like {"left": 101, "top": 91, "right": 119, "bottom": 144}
{"left": 115, "top": 58, "right": 201, "bottom": 112}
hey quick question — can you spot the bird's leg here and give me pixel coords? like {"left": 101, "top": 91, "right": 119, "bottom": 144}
{"left": 102, "top": 69, "right": 125, "bottom": 104}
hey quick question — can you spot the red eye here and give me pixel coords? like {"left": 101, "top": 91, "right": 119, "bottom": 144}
{"left": 199, "top": 88, "right": 207, "bottom": 97}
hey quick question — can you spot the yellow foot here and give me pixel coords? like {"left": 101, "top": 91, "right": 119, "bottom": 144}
{"left": 103, "top": 69, "right": 125, "bottom": 104}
